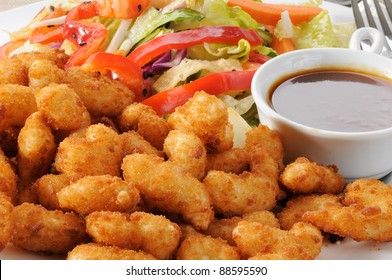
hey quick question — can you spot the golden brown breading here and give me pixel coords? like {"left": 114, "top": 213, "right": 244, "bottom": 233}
{"left": 278, "top": 194, "right": 342, "bottom": 230}
{"left": 232, "top": 221, "right": 323, "bottom": 260}
{"left": 67, "top": 243, "right": 157, "bottom": 260}
{"left": 121, "top": 131, "right": 164, "bottom": 158}
{"left": 16, "top": 112, "right": 56, "bottom": 188}
{"left": 57, "top": 175, "right": 141, "bottom": 215}
{"left": 244, "top": 124, "right": 285, "bottom": 170}
{"left": 0, "top": 57, "right": 28, "bottom": 85}
{"left": 206, "top": 147, "right": 249, "bottom": 174}
{"left": 11, "top": 203, "right": 88, "bottom": 254}
{"left": 62, "top": 67, "right": 134, "bottom": 117}
{"left": 32, "top": 173, "right": 72, "bottom": 210}
{"left": 0, "top": 148, "right": 17, "bottom": 201}
{"left": 163, "top": 129, "right": 207, "bottom": 180}
{"left": 13, "top": 49, "right": 69, "bottom": 69}
{"left": 86, "top": 211, "right": 181, "bottom": 259}
{"left": 117, "top": 102, "right": 170, "bottom": 150}
{"left": 280, "top": 157, "right": 345, "bottom": 194}
{"left": 28, "top": 59, "right": 64, "bottom": 90}
{"left": 204, "top": 210, "right": 280, "bottom": 245}
{"left": 303, "top": 178, "right": 392, "bottom": 242}
{"left": 54, "top": 124, "right": 124, "bottom": 179}
{"left": 167, "top": 91, "right": 233, "bottom": 153}
{"left": 0, "top": 84, "right": 37, "bottom": 132}
{"left": 0, "top": 193, "right": 13, "bottom": 250}
{"left": 176, "top": 234, "right": 240, "bottom": 260}
{"left": 122, "top": 153, "right": 214, "bottom": 230}
{"left": 35, "top": 83, "right": 89, "bottom": 131}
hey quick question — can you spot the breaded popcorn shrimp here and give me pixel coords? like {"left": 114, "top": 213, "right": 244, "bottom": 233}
{"left": 232, "top": 221, "right": 323, "bottom": 260}
{"left": 0, "top": 56, "right": 28, "bottom": 85}
{"left": 32, "top": 174, "right": 72, "bottom": 210}
{"left": 35, "top": 84, "right": 89, "bottom": 131}
{"left": 117, "top": 102, "right": 171, "bottom": 150}
{"left": 121, "top": 131, "right": 164, "bottom": 158}
{"left": 278, "top": 194, "right": 342, "bottom": 230}
{"left": 176, "top": 234, "right": 240, "bottom": 260}
{"left": 11, "top": 203, "right": 88, "bottom": 254}
{"left": 280, "top": 157, "right": 345, "bottom": 194}
{"left": 206, "top": 147, "right": 249, "bottom": 175}
{"left": 0, "top": 148, "right": 17, "bottom": 200}
{"left": 57, "top": 175, "right": 141, "bottom": 215}
{"left": 203, "top": 146, "right": 280, "bottom": 215}
{"left": 54, "top": 124, "right": 124, "bottom": 179}
{"left": 17, "top": 112, "right": 57, "bottom": 188}
{"left": 244, "top": 124, "right": 285, "bottom": 170}
{"left": 167, "top": 91, "right": 233, "bottom": 153}
{"left": 303, "top": 178, "right": 392, "bottom": 242}
{"left": 28, "top": 59, "right": 64, "bottom": 90}
{"left": 62, "top": 67, "right": 135, "bottom": 117}
{"left": 163, "top": 129, "right": 207, "bottom": 180}
{"left": 86, "top": 211, "right": 181, "bottom": 259}
{"left": 122, "top": 153, "right": 214, "bottom": 230}
{"left": 204, "top": 210, "right": 280, "bottom": 245}
{"left": 0, "top": 193, "right": 13, "bottom": 250}
{"left": 0, "top": 84, "right": 37, "bottom": 132}
{"left": 67, "top": 243, "right": 157, "bottom": 260}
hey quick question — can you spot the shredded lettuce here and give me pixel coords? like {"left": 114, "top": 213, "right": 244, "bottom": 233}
{"left": 275, "top": 10, "right": 355, "bottom": 49}
{"left": 118, "top": 7, "right": 204, "bottom": 54}
{"left": 153, "top": 58, "right": 243, "bottom": 92}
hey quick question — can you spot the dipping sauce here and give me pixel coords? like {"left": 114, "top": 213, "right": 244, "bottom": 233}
{"left": 270, "top": 70, "right": 392, "bottom": 132}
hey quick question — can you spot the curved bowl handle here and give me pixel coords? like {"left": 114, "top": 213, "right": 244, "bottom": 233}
{"left": 349, "top": 27, "right": 384, "bottom": 54}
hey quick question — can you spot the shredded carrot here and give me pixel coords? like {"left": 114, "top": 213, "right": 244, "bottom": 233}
{"left": 271, "top": 36, "right": 296, "bottom": 55}
{"left": 227, "top": 0, "right": 323, "bottom": 26}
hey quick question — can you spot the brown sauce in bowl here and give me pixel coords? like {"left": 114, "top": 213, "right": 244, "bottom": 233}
{"left": 269, "top": 70, "right": 392, "bottom": 132}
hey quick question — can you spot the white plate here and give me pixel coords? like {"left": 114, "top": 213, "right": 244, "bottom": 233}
{"left": 0, "top": 0, "right": 391, "bottom": 260}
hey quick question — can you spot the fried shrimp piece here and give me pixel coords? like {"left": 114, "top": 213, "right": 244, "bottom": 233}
{"left": 163, "top": 130, "right": 207, "bottom": 180}
{"left": 0, "top": 148, "right": 17, "bottom": 200}
{"left": 54, "top": 124, "right": 124, "bottom": 179}
{"left": 0, "top": 84, "right": 37, "bottom": 132}
{"left": 35, "top": 84, "right": 90, "bottom": 131}
{"left": 205, "top": 210, "right": 280, "bottom": 245}
{"left": 62, "top": 67, "right": 134, "bottom": 117}
{"left": 13, "top": 49, "right": 69, "bottom": 69}
{"left": 28, "top": 59, "right": 64, "bottom": 90}
{"left": 17, "top": 112, "right": 57, "bottom": 188}
{"left": 0, "top": 193, "right": 13, "bottom": 250}
{"left": 11, "top": 203, "right": 88, "bottom": 254}
{"left": 232, "top": 221, "right": 323, "bottom": 260}
{"left": 32, "top": 174, "right": 72, "bottom": 210}
{"left": 117, "top": 103, "right": 170, "bottom": 150}
{"left": 280, "top": 157, "right": 345, "bottom": 194}
{"left": 303, "top": 178, "right": 392, "bottom": 242}
{"left": 176, "top": 234, "right": 240, "bottom": 260}
{"left": 244, "top": 124, "right": 285, "bottom": 170}
{"left": 206, "top": 147, "right": 249, "bottom": 174}
{"left": 67, "top": 243, "right": 157, "bottom": 260}
{"left": 122, "top": 153, "right": 214, "bottom": 230}
{"left": 167, "top": 91, "right": 233, "bottom": 153}
{"left": 57, "top": 175, "right": 141, "bottom": 215}
{"left": 278, "top": 194, "right": 342, "bottom": 230}
{"left": 121, "top": 131, "right": 164, "bottom": 158}
{"left": 203, "top": 146, "right": 280, "bottom": 216}
{"left": 86, "top": 211, "right": 181, "bottom": 259}
{"left": 0, "top": 56, "right": 28, "bottom": 85}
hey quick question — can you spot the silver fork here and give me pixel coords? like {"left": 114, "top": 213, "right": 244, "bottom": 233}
{"left": 350, "top": 0, "right": 392, "bottom": 57}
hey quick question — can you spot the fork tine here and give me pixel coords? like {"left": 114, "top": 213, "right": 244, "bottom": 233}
{"left": 351, "top": 0, "right": 365, "bottom": 28}
{"left": 363, "top": 0, "right": 378, "bottom": 28}
{"left": 374, "top": 0, "right": 392, "bottom": 35}
{"left": 384, "top": 0, "right": 392, "bottom": 22}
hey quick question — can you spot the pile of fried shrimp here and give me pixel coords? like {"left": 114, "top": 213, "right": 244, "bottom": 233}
{"left": 1, "top": 49, "right": 392, "bottom": 260}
